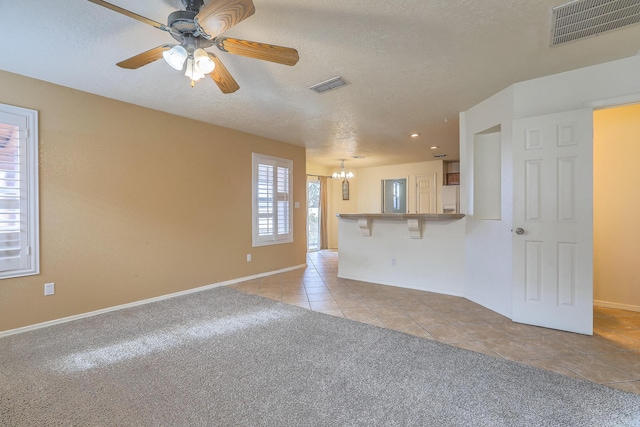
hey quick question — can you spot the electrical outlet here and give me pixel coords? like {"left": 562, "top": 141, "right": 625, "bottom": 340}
{"left": 247, "top": 254, "right": 252, "bottom": 262}
{"left": 391, "top": 257, "right": 396, "bottom": 267}
{"left": 44, "top": 282, "right": 55, "bottom": 296}
{"left": 294, "top": 202, "right": 300, "bottom": 209}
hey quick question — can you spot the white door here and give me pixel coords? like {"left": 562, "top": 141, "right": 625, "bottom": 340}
{"left": 416, "top": 174, "right": 436, "bottom": 213}
{"left": 512, "top": 109, "right": 593, "bottom": 335}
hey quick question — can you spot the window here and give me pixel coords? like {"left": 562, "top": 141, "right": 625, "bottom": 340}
{"left": 381, "top": 178, "right": 407, "bottom": 214}
{"left": 252, "top": 153, "right": 293, "bottom": 246}
{"left": 0, "top": 103, "right": 39, "bottom": 279}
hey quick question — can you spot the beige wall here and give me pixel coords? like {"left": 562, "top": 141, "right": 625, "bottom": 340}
{"left": 305, "top": 163, "right": 331, "bottom": 177}
{"left": 356, "top": 161, "right": 444, "bottom": 214}
{"left": 594, "top": 103, "right": 640, "bottom": 310}
{"left": 0, "top": 70, "right": 307, "bottom": 332}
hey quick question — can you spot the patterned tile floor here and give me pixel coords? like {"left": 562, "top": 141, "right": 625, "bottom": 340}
{"left": 228, "top": 250, "right": 640, "bottom": 395}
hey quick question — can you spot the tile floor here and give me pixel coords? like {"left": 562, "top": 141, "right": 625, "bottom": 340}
{"left": 228, "top": 250, "right": 640, "bottom": 395}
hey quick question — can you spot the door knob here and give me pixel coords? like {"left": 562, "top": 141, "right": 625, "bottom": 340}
{"left": 515, "top": 228, "right": 525, "bottom": 235}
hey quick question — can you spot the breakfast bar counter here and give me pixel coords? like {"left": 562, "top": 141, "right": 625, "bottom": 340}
{"left": 336, "top": 213, "right": 466, "bottom": 296}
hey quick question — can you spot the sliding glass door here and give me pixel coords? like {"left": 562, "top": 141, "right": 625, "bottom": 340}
{"left": 307, "top": 177, "right": 321, "bottom": 251}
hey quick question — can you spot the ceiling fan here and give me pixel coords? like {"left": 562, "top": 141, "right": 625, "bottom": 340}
{"left": 88, "top": 0, "right": 299, "bottom": 93}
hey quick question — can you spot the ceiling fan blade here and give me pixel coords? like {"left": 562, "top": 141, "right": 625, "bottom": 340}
{"left": 207, "top": 53, "right": 240, "bottom": 94}
{"left": 216, "top": 37, "right": 299, "bottom": 66}
{"left": 87, "top": 0, "right": 169, "bottom": 31}
{"left": 117, "top": 45, "right": 172, "bottom": 69}
{"left": 195, "top": 0, "right": 255, "bottom": 39}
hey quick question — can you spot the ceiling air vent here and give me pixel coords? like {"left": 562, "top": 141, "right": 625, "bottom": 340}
{"left": 308, "top": 76, "right": 349, "bottom": 94}
{"left": 433, "top": 154, "right": 447, "bottom": 159}
{"left": 551, "top": 0, "right": 640, "bottom": 46}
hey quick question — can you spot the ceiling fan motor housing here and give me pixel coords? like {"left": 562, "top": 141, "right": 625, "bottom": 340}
{"left": 167, "top": 10, "right": 214, "bottom": 48}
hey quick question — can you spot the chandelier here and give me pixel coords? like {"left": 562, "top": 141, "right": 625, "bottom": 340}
{"left": 332, "top": 160, "right": 354, "bottom": 180}
{"left": 332, "top": 159, "right": 353, "bottom": 200}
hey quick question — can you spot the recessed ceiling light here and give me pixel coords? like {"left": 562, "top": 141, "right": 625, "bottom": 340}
{"left": 410, "top": 133, "right": 420, "bottom": 138}
{"left": 430, "top": 146, "right": 439, "bottom": 149}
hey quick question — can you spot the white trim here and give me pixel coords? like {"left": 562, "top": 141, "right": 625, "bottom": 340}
{"left": 0, "top": 103, "right": 39, "bottom": 279}
{"left": 594, "top": 300, "right": 640, "bottom": 313}
{"left": 0, "top": 264, "right": 307, "bottom": 338}
{"left": 585, "top": 92, "right": 640, "bottom": 110}
{"left": 252, "top": 153, "right": 294, "bottom": 247}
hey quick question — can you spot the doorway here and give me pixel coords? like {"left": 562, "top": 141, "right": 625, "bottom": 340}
{"left": 307, "top": 176, "right": 321, "bottom": 251}
{"left": 593, "top": 103, "right": 640, "bottom": 313}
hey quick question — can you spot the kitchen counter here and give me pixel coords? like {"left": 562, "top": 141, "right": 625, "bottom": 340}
{"left": 336, "top": 213, "right": 464, "bottom": 238}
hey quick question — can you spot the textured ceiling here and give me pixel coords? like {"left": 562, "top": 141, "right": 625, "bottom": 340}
{"left": 1, "top": 0, "right": 640, "bottom": 168}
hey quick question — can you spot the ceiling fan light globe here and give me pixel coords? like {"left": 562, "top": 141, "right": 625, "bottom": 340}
{"left": 192, "top": 61, "right": 208, "bottom": 79}
{"left": 197, "top": 59, "right": 215, "bottom": 74}
{"left": 185, "top": 58, "right": 205, "bottom": 81}
{"left": 163, "top": 45, "right": 188, "bottom": 70}
{"left": 194, "top": 48, "right": 215, "bottom": 74}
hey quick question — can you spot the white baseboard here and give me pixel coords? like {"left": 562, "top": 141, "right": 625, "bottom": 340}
{"left": 594, "top": 300, "right": 640, "bottom": 313}
{"left": 0, "top": 264, "right": 307, "bottom": 338}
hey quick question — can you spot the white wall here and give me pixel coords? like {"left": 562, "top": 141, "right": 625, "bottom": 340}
{"left": 460, "top": 86, "right": 515, "bottom": 317}
{"left": 513, "top": 56, "right": 640, "bottom": 119}
{"left": 473, "top": 131, "right": 502, "bottom": 220}
{"left": 338, "top": 217, "right": 466, "bottom": 295}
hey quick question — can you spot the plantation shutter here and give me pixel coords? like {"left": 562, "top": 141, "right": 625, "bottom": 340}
{"left": 276, "top": 166, "right": 290, "bottom": 236}
{"left": 252, "top": 154, "right": 293, "bottom": 246}
{"left": 0, "top": 112, "right": 29, "bottom": 272}
{"left": 257, "top": 160, "right": 275, "bottom": 238}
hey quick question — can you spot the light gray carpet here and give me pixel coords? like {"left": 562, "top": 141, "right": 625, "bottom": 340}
{"left": 1, "top": 287, "right": 639, "bottom": 426}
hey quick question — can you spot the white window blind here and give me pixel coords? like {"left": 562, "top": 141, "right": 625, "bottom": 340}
{"left": 252, "top": 153, "right": 293, "bottom": 246}
{"left": 276, "top": 166, "right": 290, "bottom": 235}
{"left": 0, "top": 104, "right": 39, "bottom": 279}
